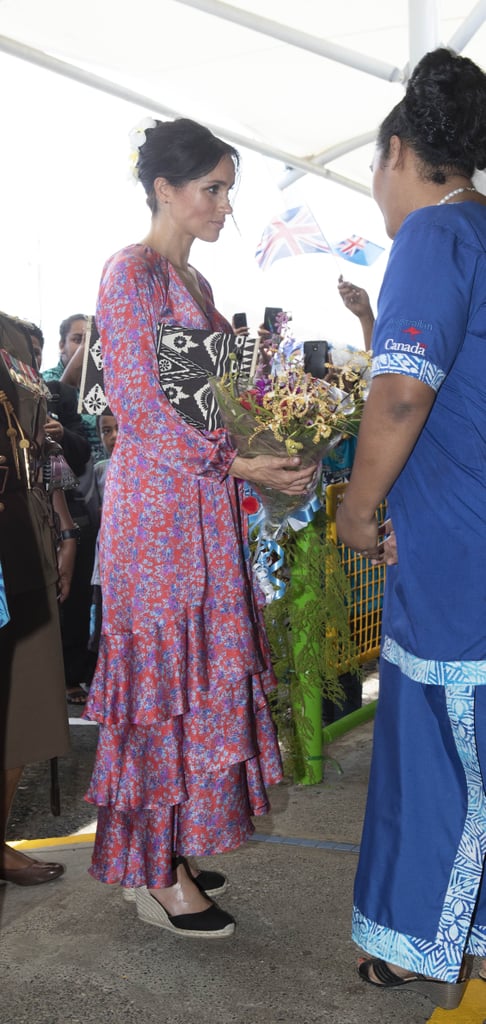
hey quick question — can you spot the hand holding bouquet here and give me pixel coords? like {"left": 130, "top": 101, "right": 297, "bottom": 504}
{"left": 211, "top": 347, "right": 369, "bottom": 537}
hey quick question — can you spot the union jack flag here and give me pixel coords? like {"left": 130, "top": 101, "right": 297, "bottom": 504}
{"left": 333, "top": 234, "right": 384, "bottom": 266}
{"left": 255, "top": 205, "right": 331, "bottom": 270}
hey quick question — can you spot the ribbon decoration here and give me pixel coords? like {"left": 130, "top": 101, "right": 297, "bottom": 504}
{"left": 253, "top": 534, "right": 286, "bottom": 603}
{"left": 243, "top": 484, "right": 285, "bottom": 602}
{"left": 287, "top": 492, "right": 322, "bottom": 532}
{"left": 242, "top": 484, "right": 322, "bottom": 604}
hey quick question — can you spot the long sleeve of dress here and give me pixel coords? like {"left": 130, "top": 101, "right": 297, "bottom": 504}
{"left": 96, "top": 246, "right": 237, "bottom": 481}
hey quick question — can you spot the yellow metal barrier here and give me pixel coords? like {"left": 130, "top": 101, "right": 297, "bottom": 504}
{"left": 325, "top": 482, "right": 387, "bottom": 664}
{"left": 291, "top": 484, "right": 387, "bottom": 781}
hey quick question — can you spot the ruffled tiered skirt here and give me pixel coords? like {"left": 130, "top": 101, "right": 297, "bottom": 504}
{"left": 85, "top": 636, "right": 282, "bottom": 886}
{"left": 84, "top": 474, "right": 282, "bottom": 888}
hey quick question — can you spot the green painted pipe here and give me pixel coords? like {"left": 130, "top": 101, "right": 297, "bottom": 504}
{"left": 322, "top": 698, "right": 377, "bottom": 745}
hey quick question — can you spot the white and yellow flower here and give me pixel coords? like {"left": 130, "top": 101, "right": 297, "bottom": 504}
{"left": 127, "top": 116, "right": 157, "bottom": 183}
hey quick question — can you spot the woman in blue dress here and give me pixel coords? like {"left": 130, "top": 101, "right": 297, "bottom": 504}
{"left": 336, "top": 47, "right": 486, "bottom": 1007}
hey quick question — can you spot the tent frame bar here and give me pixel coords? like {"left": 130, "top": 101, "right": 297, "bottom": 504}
{"left": 279, "top": 132, "right": 376, "bottom": 190}
{"left": 0, "top": 0, "right": 484, "bottom": 194}
{"left": 279, "top": 0, "right": 485, "bottom": 189}
{"left": 448, "top": 0, "right": 486, "bottom": 51}
{"left": 0, "top": 32, "right": 370, "bottom": 194}
{"left": 173, "top": 0, "right": 404, "bottom": 82}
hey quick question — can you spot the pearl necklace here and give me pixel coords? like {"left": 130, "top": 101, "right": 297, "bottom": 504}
{"left": 437, "top": 186, "right": 477, "bottom": 206}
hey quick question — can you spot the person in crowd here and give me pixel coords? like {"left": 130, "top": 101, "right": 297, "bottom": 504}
{"left": 336, "top": 47, "right": 486, "bottom": 1003}
{"left": 84, "top": 116, "right": 318, "bottom": 938}
{"left": 41, "top": 313, "right": 86, "bottom": 382}
{"left": 30, "top": 323, "right": 91, "bottom": 481}
{"left": 33, "top": 323, "right": 95, "bottom": 704}
{"left": 96, "top": 408, "right": 119, "bottom": 464}
{"left": 43, "top": 314, "right": 104, "bottom": 462}
{"left": 337, "top": 277, "right": 375, "bottom": 350}
{"left": 42, "top": 313, "right": 87, "bottom": 382}
{"left": 0, "top": 312, "right": 77, "bottom": 886}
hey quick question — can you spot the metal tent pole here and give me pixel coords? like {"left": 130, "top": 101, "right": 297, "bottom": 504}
{"left": 173, "top": 0, "right": 402, "bottom": 82}
{"left": 278, "top": 133, "right": 375, "bottom": 192}
{"left": 0, "top": 33, "right": 367, "bottom": 191}
{"left": 408, "top": 0, "right": 440, "bottom": 74}
{"left": 447, "top": 0, "right": 486, "bottom": 52}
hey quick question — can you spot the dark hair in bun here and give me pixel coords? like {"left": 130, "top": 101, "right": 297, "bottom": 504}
{"left": 377, "top": 48, "right": 486, "bottom": 182}
{"left": 137, "top": 118, "right": 239, "bottom": 213}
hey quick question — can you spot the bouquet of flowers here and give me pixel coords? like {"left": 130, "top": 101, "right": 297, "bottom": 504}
{"left": 212, "top": 326, "right": 371, "bottom": 777}
{"left": 210, "top": 347, "right": 369, "bottom": 539}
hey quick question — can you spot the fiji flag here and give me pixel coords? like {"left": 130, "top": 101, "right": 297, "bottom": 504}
{"left": 255, "top": 205, "right": 331, "bottom": 270}
{"left": 333, "top": 234, "right": 384, "bottom": 266}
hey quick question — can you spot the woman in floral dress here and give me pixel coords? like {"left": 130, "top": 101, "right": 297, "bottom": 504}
{"left": 85, "top": 117, "right": 317, "bottom": 938}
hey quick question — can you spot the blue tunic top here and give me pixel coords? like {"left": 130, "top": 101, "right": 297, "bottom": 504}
{"left": 371, "top": 201, "right": 486, "bottom": 671}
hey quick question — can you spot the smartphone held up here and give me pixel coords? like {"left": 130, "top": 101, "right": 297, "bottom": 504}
{"left": 233, "top": 312, "right": 248, "bottom": 330}
{"left": 263, "top": 306, "right": 283, "bottom": 335}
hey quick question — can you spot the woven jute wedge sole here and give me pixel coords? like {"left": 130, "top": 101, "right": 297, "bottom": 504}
{"left": 134, "top": 886, "right": 235, "bottom": 938}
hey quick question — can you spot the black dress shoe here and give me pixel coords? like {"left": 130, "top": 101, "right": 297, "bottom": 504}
{"left": 0, "top": 859, "right": 65, "bottom": 886}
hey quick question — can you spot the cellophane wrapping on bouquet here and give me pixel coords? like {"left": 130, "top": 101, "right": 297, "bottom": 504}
{"left": 210, "top": 354, "right": 369, "bottom": 539}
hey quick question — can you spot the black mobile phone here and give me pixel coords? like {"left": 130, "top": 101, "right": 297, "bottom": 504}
{"left": 303, "top": 340, "right": 330, "bottom": 379}
{"left": 233, "top": 312, "right": 248, "bottom": 329}
{"left": 263, "top": 306, "right": 283, "bottom": 334}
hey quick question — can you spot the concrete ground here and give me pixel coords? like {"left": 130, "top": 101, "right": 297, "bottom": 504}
{"left": 1, "top": 678, "right": 485, "bottom": 1024}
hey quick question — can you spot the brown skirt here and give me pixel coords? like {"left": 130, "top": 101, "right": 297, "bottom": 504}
{"left": 0, "top": 583, "right": 70, "bottom": 769}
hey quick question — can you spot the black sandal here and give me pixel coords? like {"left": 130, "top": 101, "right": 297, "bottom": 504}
{"left": 358, "top": 957, "right": 466, "bottom": 1009}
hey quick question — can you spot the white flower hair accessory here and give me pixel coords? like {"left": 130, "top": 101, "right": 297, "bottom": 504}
{"left": 128, "top": 116, "right": 157, "bottom": 183}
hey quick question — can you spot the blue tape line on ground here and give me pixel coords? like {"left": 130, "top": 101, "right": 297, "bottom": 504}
{"left": 251, "top": 833, "right": 360, "bottom": 853}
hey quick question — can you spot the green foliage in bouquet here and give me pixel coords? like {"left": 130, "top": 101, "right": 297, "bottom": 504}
{"left": 260, "top": 507, "right": 361, "bottom": 780}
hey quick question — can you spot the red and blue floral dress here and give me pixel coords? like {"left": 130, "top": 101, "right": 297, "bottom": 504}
{"left": 84, "top": 245, "right": 282, "bottom": 888}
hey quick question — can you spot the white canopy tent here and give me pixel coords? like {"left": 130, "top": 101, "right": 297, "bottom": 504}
{"left": 0, "top": 1, "right": 484, "bottom": 352}
{"left": 0, "top": 0, "right": 485, "bottom": 195}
